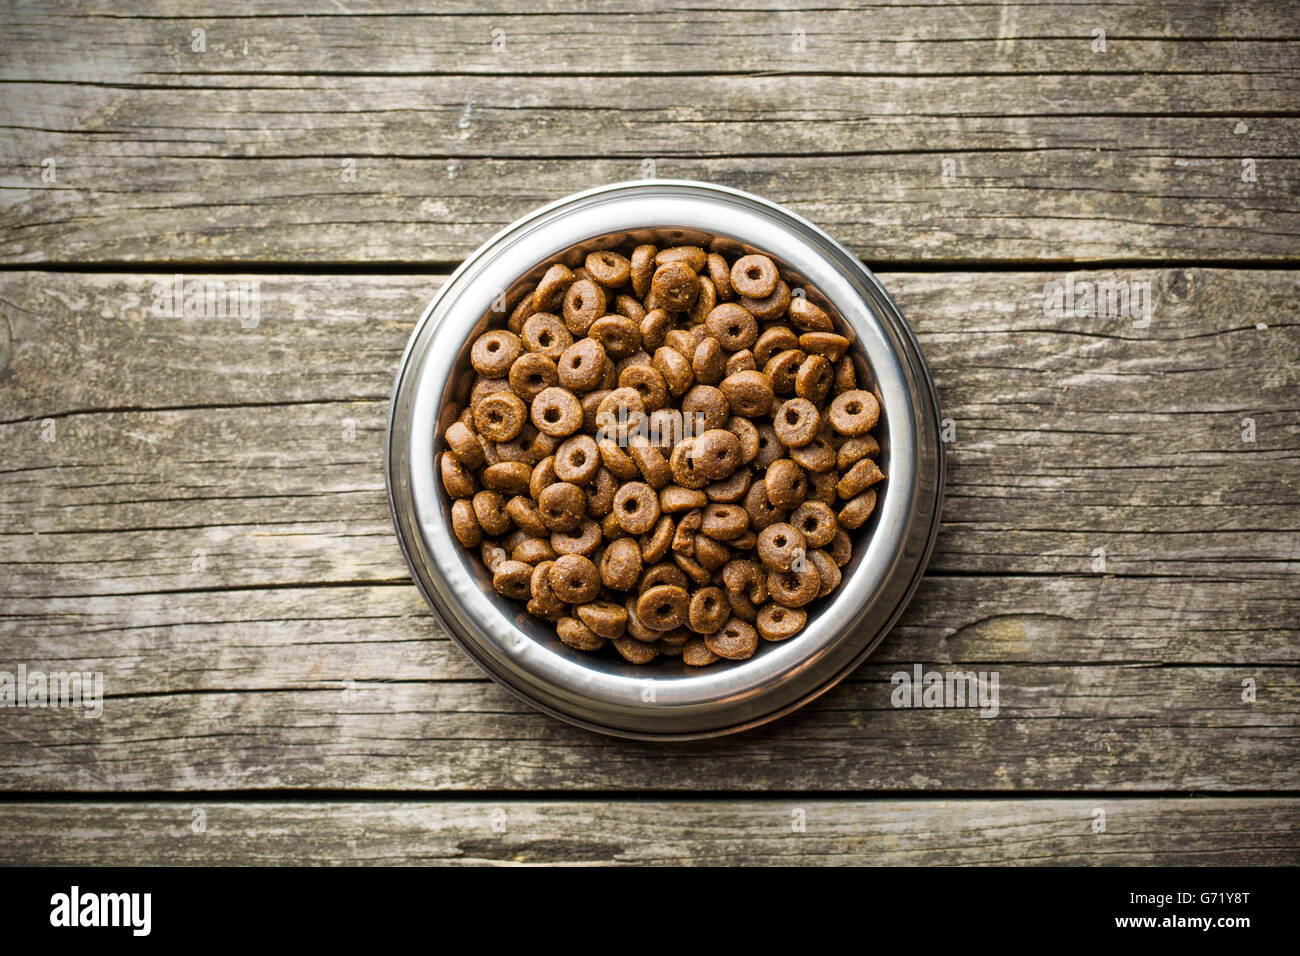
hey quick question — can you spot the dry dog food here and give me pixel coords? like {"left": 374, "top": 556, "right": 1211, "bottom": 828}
{"left": 439, "top": 244, "right": 885, "bottom": 666}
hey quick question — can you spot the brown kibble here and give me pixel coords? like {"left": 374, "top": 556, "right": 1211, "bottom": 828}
{"left": 754, "top": 326, "right": 799, "bottom": 367}
{"left": 706, "top": 253, "right": 733, "bottom": 300}
{"left": 756, "top": 604, "right": 806, "bottom": 641}
{"left": 637, "top": 584, "right": 689, "bottom": 631}
{"left": 506, "top": 495, "right": 548, "bottom": 536}
{"left": 521, "top": 312, "right": 572, "bottom": 361}
{"left": 530, "top": 386, "right": 583, "bottom": 438}
{"left": 744, "top": 475, "right": 786, "bottom": 530}
{"left": 668, "top": 437, "right": 709, "bottom": 490}
{"left": 789, "top": 437, "right": 836, "bottom": 473}
{"left": 613, "top": 481, "right": 661, "bottom": 535}
{"left": 513, "top": 535, "right": 557, "bottom": 565}
{"left": 730, "top": 254, "right": 778, "bottom": 299}
{"left": 682, "top": 384, "right": 730, "bottom": 432}
{"left": 440, "top": 452, "right": 477, "bottom": 498}
{"left": 548, "top": 553, "right": 600, "bottom": 604}
{"left": 773, "top": 397, "right": 821, "bottom": 448}
{"left": 834, "top": 355, "right": 857, "bottom": 393}
{"left": 656, "top": 245, "right": 707, "bottom": 272}
{"left": 757, "top": 522, "right": 807, "bottom": 572}
{"left": 700, "top": 503, "right": 749, "bottom": 541}
{"left": 474, "top": 391, "right": 526, "bottom": 442}
{"left": 790, "top": 500, "right": 837, "bottom": 549}
{"left": 693, "top": 428, "right": 742, "bottom": 481}
{"left": 838, "top": 488, "right": 878, "bottom": 530}
{"left": 705, "top": 303, "right": 758, "bottom": 352}
{"left": 682, "top": 637, "right": 721, "bottom": 667}
{"left": 445, "top": 420, "right": 485, "bottom": 468}
{"left": 705, "top": 466, "right": 751, "bottom": 503}
{"left": 588, "top": 313, "right": 641, "bottom": 359}
{"left": 827, "top": 528, "right": 852, "bottom": 566}
{"left": 692, "top": 336, "right": 727, "bottom": 385}
{"left": 576, "top": 600, "right": 628, "bottom": 639}
{"left": 537, "top": 481, "right": 586, "bottom": 532}
{"left": 551, "top": 517, "right": 602, "bottom": 557}
{"left": 450, "top": 498, "right": 482, "bottom": 547}
{"left": 558, "top": 616, "right": 606, "bottom": 652}
{"left": 619, "top": 362, "right": 669, "bottom": 411}
{"left": 767, "top": 562, "right": 819, "bottom": 608}
{"left": 688, "top": 586, "right": 731, "bottom": 634}
{"left": 585, "top": 250, "right": 631, "bottom": 288}
{"left": 719, "top": 370, "right": 773, "bottom": 418}
{"left": 800, "top": 331, "right": 850, "bottom": 362}
{"left": 741, "top": 279, "right": 791, "bottom": 321}
{"left": 794, "top": 354, "right": 834, "bottom": 404}
{"left": 809, "top": 548, "right": 841, "bottom": 597}
{"left": 660, "top": 484, "right": 708, "bottom": 513}
{"left": 600, "top": 536, "right": 643, "bottom": 590}
{"left": 586, "top": 467, "right": 617, "bottom": 516}
{"left": 639, "top": 308, "right": 673, "bottom": 351}
{"left": 630, "top": 244, "right": 657, "bottom": 298}
{"left": 704, "top": 618, "right": 759, "bottom": 660}
{"left": 727, "top": 416, "right": 760, "bottom": 464}
{"left": 652, "top": 346, "right": 694, "bottom": 397}
{"left": 533, "top": 263, "right": 576, "bottom": 312}
{"left": 628, "top": 435, "right": 672, "bottom": 489}
{"left": 837, "top": 434, "right": 880, "bottom": 471}
{"left": 492, "top": 559, "right": 533, "bottom": 600}
{"left": 650, "top": 260, "right": 700, "bottom": 311}
{"left": 838, "top": 457, "right": 886, "bottom": 499}
{"left": 828, "top": 389, "right": 880, "bottom": 436}
{"left": 613, "top": 636, "right": 659, "bottom": 664}
{"left": 639, "top": 515, "right": 674, "bottom": 564}
{"left": 554, "top": 434, "right": 599, "bottom": 485}
{"left": 788, "top": 296, "right": 834, "bottom": 333}
{"left": 508, "top": 352, "right": 559, "bottom": 403}
{"left": 764, "top": 458, "right": 808, "bottom": 510}
{"left": 470, "top": 329, "right": 522, "bottom": 378}
{"left": 472, "top": 490, "right": 512, "bottom": 537}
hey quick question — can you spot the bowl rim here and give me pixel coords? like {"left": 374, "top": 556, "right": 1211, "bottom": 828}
{"left": 386, "top": 179, "right": 944, "bottom": 739}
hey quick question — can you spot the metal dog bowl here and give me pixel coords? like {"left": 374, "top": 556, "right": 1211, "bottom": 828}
{"left": 386, "top": 180, "right": 944, "bottom": 739}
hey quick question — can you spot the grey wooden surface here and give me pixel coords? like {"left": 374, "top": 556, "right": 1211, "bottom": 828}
{"left": 0, "top": 0, "right": 1297, "bottom": 865}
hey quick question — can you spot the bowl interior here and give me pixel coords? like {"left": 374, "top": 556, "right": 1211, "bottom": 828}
{"left": 434, "top": 225, "right": 888, "bottom": 683}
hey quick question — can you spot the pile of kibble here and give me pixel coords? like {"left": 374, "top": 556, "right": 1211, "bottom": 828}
{"left": 439, "top": 244, "right": 884, "bottom": 667}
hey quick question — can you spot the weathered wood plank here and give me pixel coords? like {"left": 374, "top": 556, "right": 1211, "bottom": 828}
{"left": 5, "top": 0, "right": 1299, "bottom": 78}
{"left": 1, "top": 75, "right": 1296, "bottom": 263}
{"left": 2, "top": 798, "right": 1296, "bottom": 865}
{"left": 1, "top": 270, "right": 1296, "bottom": 589}
{"left": 0, "top": 663, "right": 1294, "bottom": 791}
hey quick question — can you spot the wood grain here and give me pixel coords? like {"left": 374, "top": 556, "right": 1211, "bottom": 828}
{"left": 3, "top": 798, "right": 1297, "bottom": 865}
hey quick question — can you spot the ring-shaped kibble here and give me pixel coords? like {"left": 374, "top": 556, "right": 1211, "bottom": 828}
{"left": 641, "top": 561, "right": 689, "bottom": 593}
{"left": 705, "top": 466, "right": 751, "bottom": 504}
{"left": 471, "top": 490, "right": 511, "bottom": 537}
{"left": 773, "top": 397, "right": 820, "bottom": 448}
{"left": 650, "top": 261, "right": 700, "bottom": 312}
{"left": 683, "top": 637, "right": 721, "bottom": 667}
{"left": 615, "top": 294, "right": 646, "bottom": 324}
{"left": 753, "top": 326, "right": 798, "bottom": 367}
{"left": 561, "top": 278, "right": 606, "bottom": 336}
{"left": 789, "top": 437, "right": 836, "bottom": 474}
{"left": 520, "top": 313, "right": 572, "bottom": 361}
{"left": 624, "top": 598, "right": 661, "bottom": 643}
{"left": 664, "top": 328, "right": 701, "bottom": 354}
{"left": 763, "top": 349, "right": 805, "bottom": 396}
{"left": 704, "top": 618, "right": 759, "bottom": 661}
{"left": 585, "top": 250, "right": 631, "bottom": 288}
{"left": 530, "top": 386, "right": 583, "bottom": 438}
{"left": 726, "top": 350, "right": 757, "bottom": 379}
{"left": 705, "top": 303, "right": 758, "bottom": 352}
{"left": 764, "top": 459, "right": 807, "bottom": 511}
{"left": 806, "top": 469, "right": 838, "bottom": 504}
{"left": 790, "top": 500, "right": 837, "bottom": 549}
{"left": 470, "top": 329, "right": 522, "bottom": 378}
{"left": 533, "top": 263, "right": 576, "bottom": 313}
{"left": 767, "top": 562, "right": 820, "bottom": 609}
{"left": 548, "top": 554, "right": 601, "bottom": 605}
{"left": 495, "top": 425, "right": 553, "bottom": 466}
{"left": 595, "top": 386, "right": 646, "bottom": 425}
{"left": 668, "top": 438, "right": 709, "bottom": 490}
{"left": 492, "top": 559, "right": 533, "bottom": 600}
{"left": 537, "top": 481, "right": 586, "bottom": 533}
{"left": 588, "top": 314, "right": 641, "bottom": 359}
{"left": 757, "top": 521, "right": 807, "bottom": 572}
{"left": 613, "top": 636, "right": 659, "bottom": 663}
{"left": 652, "top": 346, "right": 695, "bottom": 397}
{"left": 741, "top": 279, "right": 792, "bottom": 322}
{"left": 557, "top": 338, "right": 607, "bottom": 392}
{"left": 688, "top": 586, "right": 731, "bottom": 634}
{"left": 600, "top": 537, "right": 643, "bottom": 590}
{"left": 471, "top": 375, "right": 512, "bottom": 407}
{"left": 756, "top": 603, "right": 806, "bottom": 642}
{"left": 675, "top": 550, "right": 712, "bottom": 587}
{"left": 507, "top": 352, "right": 559, "bottom": 403}
{"left": 646, "top": 408, "right": 683, "bottom": 449}
{"left": 508, "top": 291, "right": 536, "bottom": 334}
{"left": 636, "top": 584, "right": 689, "bottom": 632}
{"left": 639, "top": 515, "right": 675, "bottom": 564}
{"left": 506, "top": 495, "right": 547, "bottom": 536}
{"left": 656, "top": 245, "right": 707, "bottom": 272}
{"left": 576, "top": 601, "right": 628, "bottom": 640}
{"left": 838, "top": 456, "right": 886, "bottom": 499}
{"left": 660, "top": 485, "right": 706, "bottom": 514}
{"left": 619, "top": 363, "right": 668, "bottom": 411}
{"left": 474, "top": 392, "right": 526, "bottom": 442}
{"left": 833, "top": 355, "right": 857, "bottom": 393}
{"left": 557, "top": 616, "right": 605, "bottom": 652}
{"left": 551, "top": 518, "right": 602, "bottom": 558}
{"left": 445, "top": 421, "right": 484, "bottom": 469}
{"left": 693, "top": 428, "right": 742, "bottom": 481}
{"left": 440, "top": 452, "right": 477, "bottom": 498}
{"left": 744, "top": 477, "right": 785, "bottom": 530}
{"left": 730, "top": 254, "right": 778, "bottom": 299}
{"left": 722, "top": 558, "right": 766, "bottom": 602}
{"left": 693, "top": 534, "right": 731, "bottom": 571}
{"left": 828, "top": 389, "right": 880, "bottom": 436}
{"left": 706, "top": 253, "right": 733, "bottom": 301}
{"left": 639, "top": 308, "right": 673, "bottom": 351}
{"left": 450, "top": 498, "right": 482, "bottom": 547}
{"left": 554, "top": 434, "right": 599, "bottom": 485}
{"left": 692, "top": 336, "right": 726, "bottom": 386}
{"left": 587, "top": 467, "right": 617, "bottom": 516}
{"left": 788, "top": 296, "right": 834, "bottom": 333}
{"left": 809, "top": 548, "right": 841, "bottom": 597}
{"left": 613, "top": 481, "right": 661, "bottom": 535}
{"left": 722, "top": 416, "right": 759, "bottom": 465}
{"left": 529, "top": 455, "right": 558, "bottom": 499}
{"left": 794, "top": 353, "right": 833, "bottom": 404}
{"left": 838, "top": 488, "right": 878, "bottom": 530}
{"left": 719, "top": 370, "right": 773, "bottom": 418}
{"left": 630, "top": 244, "right": 657, "bottom": 298}
{"left": 513, "top": 536, "right": 556, "bottom": 566}
{"left": 597, "top": 437, "right": 640, "bottom": 481}
{"left": 579, "top": 389, "right": 609, "bottom": 433}
{"left": 689, "top": 276, "right": 717, "bottom": 325}
{"left": 700, "top": 503, "right": 749, "bottom": 541}
{"left": 682, "top": 384, "right": 730, "bottom": 432}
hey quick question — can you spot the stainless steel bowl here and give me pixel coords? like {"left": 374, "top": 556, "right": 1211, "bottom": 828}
{"left": 386, "top": 180, "right": 944, "bottom": 740}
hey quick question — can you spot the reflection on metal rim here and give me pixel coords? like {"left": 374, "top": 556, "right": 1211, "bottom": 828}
{"left": 386, "top": 180, "right": 944, "bottom": 740}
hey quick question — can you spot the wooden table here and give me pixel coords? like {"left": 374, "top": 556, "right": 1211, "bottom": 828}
{"left": 1, "top": 0, "right": 1297, "bottom": 866}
